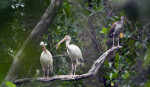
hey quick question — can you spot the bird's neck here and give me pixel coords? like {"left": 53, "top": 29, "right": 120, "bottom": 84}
{"left": 42, "top": 46, "right": 47, "bottom": 53}
{"left": 66, "top": 40, "right": 70, "bottom": 48}
{"left": 121, "top": 19, "right": 124, "bottom": 26}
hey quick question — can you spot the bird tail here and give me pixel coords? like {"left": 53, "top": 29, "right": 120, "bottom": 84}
{"left": 106, "top": 38, "right": 113, "bottom": 49}
{"left": 77, "top": 58, "right": 84, "bottom": 66}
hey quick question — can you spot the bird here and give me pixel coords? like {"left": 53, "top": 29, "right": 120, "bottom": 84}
{"left": 40, "top": 41, "right": 53, "bottom": 79}
{"left": 108, "top": 16, "right": 132, "bottom": 47}
{"left": 56, "top": 35, "right": 83, "bottom": 75}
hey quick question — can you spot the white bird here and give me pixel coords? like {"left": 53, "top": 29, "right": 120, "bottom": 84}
{"left": 109, "top": 16, "right": 132, "bottom": 47}
{"left": 56, "top": 35, "right": 83, "bottom": 75}
{"left": 40, "top": 41, "right": 53, "bottom": 79}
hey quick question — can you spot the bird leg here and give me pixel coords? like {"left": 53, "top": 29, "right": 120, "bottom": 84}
{"left": 41, "top": 67, "right": 47, "bottom": 80}
{"left": 47, "top": 67, "right": 50, "bottom": 79}
{"left": 43, "top": 68, "right": 46, "bottom": 77}
{"left": 112, "top": 35, "right": 114, "bottom": 48}
{"left": 71, "top": 59, "right": 74, "bottom": 75}
{"left": 74, "top": 59, "right": 78, "bottom": 75}
{"left": 43, "top": 71, "right": 46, "bottom": 78}
{"left": 41, "top": 71, "right": 46, "bottom": 80}
{"left": 117, "top": 37, "right": 120, "bottom": 47}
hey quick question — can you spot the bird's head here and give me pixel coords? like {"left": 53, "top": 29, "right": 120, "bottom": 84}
{"left": 120, "top": 16, "right": 132, "bottom": 28}
{"left": 120, "top": 16, "right": 126, "bottom": 20}
{"left": 64, "top": 35, "right": 71, "bottom": 42}
{"left": 40, "top": 41, "right": 45, "bottom": 47}
{"left": 56, "top": 35, "right": 71, "bottom": 49}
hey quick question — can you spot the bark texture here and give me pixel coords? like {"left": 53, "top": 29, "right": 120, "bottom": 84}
{"left": 0, "top": 0, "right": 63, "bottom": 87}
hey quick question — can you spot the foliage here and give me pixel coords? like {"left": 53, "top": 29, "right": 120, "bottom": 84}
{"left": 0, "top": 0, "right": 150, "bottom": 87}
{"left": 5, "top": 81, "right": 16, "bottom": 87}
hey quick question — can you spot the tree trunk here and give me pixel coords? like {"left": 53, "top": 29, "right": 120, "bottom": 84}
{"left": 0, "top": 0, "right": 63, "bottom": 86}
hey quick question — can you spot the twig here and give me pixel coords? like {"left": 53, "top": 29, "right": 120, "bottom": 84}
{"left": 53, "top": 55, "right": 68, "bottom": 58}
{"left": 66, "top": 0, "right": 93, "bottom": 12}
{"left": 14, "top": 46, "right": 122, "bottom": 84}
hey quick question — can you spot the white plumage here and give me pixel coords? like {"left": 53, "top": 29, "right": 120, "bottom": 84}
{"left": 67, "top": 44, "right": 83, "bottom": 65}
{"left": 56, "top": 35, "right": 83, "bottom": 75}
{"left": 40, "top": 41, "right": 53, "bottom": 79}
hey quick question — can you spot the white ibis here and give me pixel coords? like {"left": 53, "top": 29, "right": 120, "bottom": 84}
{"left": 56, "top": 35, "right": 83, "bottom": 75}
{"left": 109, "top": 16, "right": 131, "bottom": 47}
{"left": 40, "top": 41, "right": 53, "bottom": 79}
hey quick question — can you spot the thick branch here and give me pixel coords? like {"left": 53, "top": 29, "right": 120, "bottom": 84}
{"left": 0, "top": 0, "right": 63, "bottom": 87}
{"left": 14, "top": 46, "right": 122, "bottom": 84}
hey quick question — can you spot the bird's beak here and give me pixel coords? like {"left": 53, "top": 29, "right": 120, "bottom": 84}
{"left": 125, "top": 17, "right": 132, "bottom": 28}
{"left": 56, "top": 37, "right": 66, "bottom": 49}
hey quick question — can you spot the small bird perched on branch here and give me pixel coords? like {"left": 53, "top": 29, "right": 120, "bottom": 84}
{"left": 56, "top": 35, "right": 83, "bottom": 75}
{"left": 108, "top": 16, "right": 132, "bottom": 47}
{"left": 40, "top": 41, "right": 53, "bottom": 79}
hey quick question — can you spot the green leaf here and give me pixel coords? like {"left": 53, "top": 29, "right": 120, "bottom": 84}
{"left": 145, "top": 80, "right": 150, "bottom": 87}
{"left": 115, "top": 62, "right": 119, "bottom": 67}
{"left": 115, "top": 53, "right": 119, "bottom": 61}
{"left": 102, "top": 27, "right": 107, "bottom": 34}
{"left": 5, "top": 81, "right": 16, "bottom": 87}
{"left": 111, "top": 82, "right": 114, "bottom": 86}
{"left": 89, "top": 12, "right": 95, "bottom": 17}
{"left": 121, "top": 74, "right": 126, "bottom": 79}
{"left": 108, "top": 62, "right": 112, "bottom": 68}
{"left": 121, "top": 71, "right": 129, "bottom": 79}
{"left": 109, "top": 73, "right": 113, "bottom": 80}
{"left": 33, "top": 69, "right": 40, "bottom": 79}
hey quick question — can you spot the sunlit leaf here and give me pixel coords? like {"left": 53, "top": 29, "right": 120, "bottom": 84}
{"left": 5, "top": 81, "right": 16, "bottom": 87}
{"left": 101, "top": 27, "right": 107, "bottom": 34}
{"left": 116, "top": 53, "right": 119, "bottom": 61}
{"left": 111, "top": 82, "right": 114, "bottom": 86}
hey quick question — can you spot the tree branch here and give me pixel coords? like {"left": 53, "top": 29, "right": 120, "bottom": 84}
{"left": 53, "top": 55, "right": 68, "bottom": 58}
{"left": 14, "top": 46, "right": 122, "bottom": 84}
{"left": 0, "top": 0, "right": 63, "bottom": 87}
{"left": 66, "top": 0, "right": 93, "bottom": 12}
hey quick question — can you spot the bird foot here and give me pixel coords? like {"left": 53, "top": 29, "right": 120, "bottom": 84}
{"left": 73, "top": 72, "right": 77, "bottom": 75}
{"left": 111, "top": 46, "right": 114, "bottom": 50}
{"left": 70, "top": 75, "right": 75, "bottom": 78}
{"left": 41, "top": 76, "right": 47, "bottom": 80}
{"left": 45, "top": 76, "right": 50, "bottom": 80}
{"left": 71, "top": 72, "right": 74, "bottom": 75}
{"left": 41, "top": 76, "right": 50, "bottom": 81}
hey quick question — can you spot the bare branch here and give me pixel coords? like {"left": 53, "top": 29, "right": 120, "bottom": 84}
{"left": 53, "top": 55, "right": 68, "bottom": 58}
{"left": 66, "top": 0, "right": 93, "bottom": 12}
{"left": 14, "top": 46, "right": 122, "bottom": 84}
{"left": 66, "top": 0, "right": 82, "bottom": 8}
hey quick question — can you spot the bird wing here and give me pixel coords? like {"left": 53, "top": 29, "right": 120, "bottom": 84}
{"left": 68, "top": 44, "right": 83, "bottom": 61}
{"left": 109, "top": 23, "right": 116, "bottom": 38}
{"left": 40, "top": 51, "right": 53, "bottom": 72}
{"left": 47, "top": 51, "right": 53, "bottom": 72}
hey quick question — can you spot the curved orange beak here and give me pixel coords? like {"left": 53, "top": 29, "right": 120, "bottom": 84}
{"left": 56, "top": 37, "right": 67, "bottom": 49}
